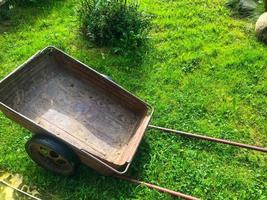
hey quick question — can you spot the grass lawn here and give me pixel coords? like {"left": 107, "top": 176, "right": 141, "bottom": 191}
{"left": 0, "top": 0, "right": 267, "bottom": 199}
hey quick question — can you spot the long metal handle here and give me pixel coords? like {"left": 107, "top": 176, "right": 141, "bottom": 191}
{"left": 114, "top": 174, "right": 200, "bottom": 200}
{"left": 81, "top": 149, "right": 131, "bottom": 174}
{"left": 149, "top": 125, "right": 267, "bottom": 153}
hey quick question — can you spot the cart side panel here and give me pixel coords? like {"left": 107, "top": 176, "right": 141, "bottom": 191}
{"left": 79, "top": 153, "right": 118, "bottom": 175}
{"left": 0, "top": 103, "right": 121, "bottom": 175}
{"left": 118, "top": 113, "right": 152, "bottom": 164}
{"left": 0, "top": 103, "right": 47, "bottom": 134}
{"left": 0, "top": 50, "right": 58, "bottom": 111}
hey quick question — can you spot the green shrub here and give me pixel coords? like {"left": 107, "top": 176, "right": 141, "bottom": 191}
{"left": 78, "top": 0, "right": 151, "bottom": 53}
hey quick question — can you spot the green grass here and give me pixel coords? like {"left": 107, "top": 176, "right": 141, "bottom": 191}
{"left": 0, "top": 0, "right": 267, "bottom": 199}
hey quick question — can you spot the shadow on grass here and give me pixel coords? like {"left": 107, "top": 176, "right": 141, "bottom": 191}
{"left": 77, "top": 30, "right": 152, "bottom": 68}
{"left": 0, "top": 0, "right": 64, "bottom": 33}
{"left": 70, "top": 32, "right": 155, "bottom": 97}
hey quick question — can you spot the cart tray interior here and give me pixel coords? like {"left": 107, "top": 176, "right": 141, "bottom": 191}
{"left": 0, "top": 47, "right": 152, "bottom": 166}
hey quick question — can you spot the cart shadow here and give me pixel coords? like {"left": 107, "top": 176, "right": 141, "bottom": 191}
{"left": 75, "top": 139, "right": 153, "bottom": 199}
{"left": 76, "top": 28, "right": 152, "bottom": 68}
{"left": 3, "top": 134, "right": 243, "bottom": 200}
{"left": 73, "top": 28, "right": 155, "bottom": 92}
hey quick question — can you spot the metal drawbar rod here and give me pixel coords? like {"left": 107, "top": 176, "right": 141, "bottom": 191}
{"left": 1, "top": 173, "right": 199, "bottom": 200}
{"left": 114, "top": 174, "right": 200, "bottom": 200}
{"left": 149, "top": 125, "right": 267, "bottom": 153}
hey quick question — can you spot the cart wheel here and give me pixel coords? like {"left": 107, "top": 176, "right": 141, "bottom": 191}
{"left": 25, "top": 135, "right": 79, "bottom": 176}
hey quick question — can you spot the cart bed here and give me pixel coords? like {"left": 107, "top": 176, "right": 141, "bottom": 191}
{"left": 0, "top": 47, "right": 152, "bottom": 168}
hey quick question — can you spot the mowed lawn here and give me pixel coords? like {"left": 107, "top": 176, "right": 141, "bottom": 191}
{"left": 0, "top": 0, "right": 267, "bottom": 199}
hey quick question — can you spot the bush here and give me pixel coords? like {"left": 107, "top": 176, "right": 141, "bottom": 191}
{"left": 78, "top": 0, "right": 151, "bottom": 53}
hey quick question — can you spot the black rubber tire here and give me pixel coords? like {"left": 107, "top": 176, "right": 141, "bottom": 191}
{"left": 25, "top": 135, "right": 79, "bottom": 176}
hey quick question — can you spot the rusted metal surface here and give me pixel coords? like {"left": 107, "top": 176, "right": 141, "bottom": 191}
{"left": 114, "top": 175, "right": 200, "bottom": 200}
{"left": 149, "top": 125, "right": 267, "bottom": 153}
{"left": 0, "top": 46, "right": 153, "bottom": 175}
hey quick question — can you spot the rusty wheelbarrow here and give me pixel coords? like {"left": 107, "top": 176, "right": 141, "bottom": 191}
{"left": 0, "top": 46, "right": 153, "bottom": 176}
{"left": 0, "top": 47, "right": 266, "bottom": 199}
